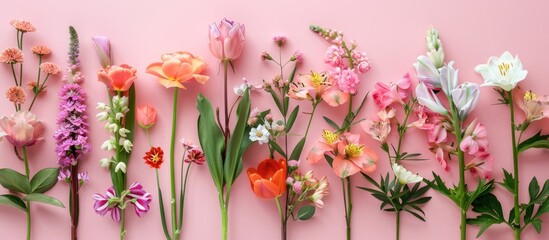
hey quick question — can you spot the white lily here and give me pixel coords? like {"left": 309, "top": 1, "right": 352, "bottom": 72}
{"left": 475, "top": 51, "right": 528, "bottom": 91}
{"left": 415, "top": 82, "right": 448, "bottom": 115}
{"left": 392, "top": 163, "right": 423, "bottom": 184}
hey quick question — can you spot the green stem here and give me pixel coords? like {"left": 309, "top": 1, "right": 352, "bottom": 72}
{"left": 178, "top": 162, "right": 192, "bottom": 233}
{"left": 508, "top": 91, "right": 521, "bottom": 240}
{"left": 275, "top": 197, "right": 286, "bottom": 240}
{"left": 342, "top": 177, "right": 352, "bottom": 240}
{"left": 396, "top": 210, "right": 401, "bottom": 240}
{"left": 145, "top": 128, "right": 152, "bottom": 147}
{"left": 22, "top": 147, "right": 31, "bottom": 240}
{"left": 10, "top": 64, "right": 18, "bottom": 87}
{"left": 28, "top": 74, "right": 50, "bottom": 111}
{"left": 120, "top": 208, "right": 125, "bottom": 240}
{"left": 449, "top": 97, "right": 466, "bottom": 240}
{"left": 223, "top": 60, "right": 230, "bottom": 140}
{"left": 169, "top": 88, "right": 179, "bottom": 238}
{"left": 221, "top": 200, "right": 228, "bottom": 240}
{"left": 395, "top": 100, "right": 415, "bottom": 163}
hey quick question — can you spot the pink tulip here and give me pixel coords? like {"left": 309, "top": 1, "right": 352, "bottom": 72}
{"left": 0, "top": 111, "right": 45, "bottom": 147}
{"left": 136, "top": 104, "right": 157, "bottom": 129}
{"left": 208, "top": 18, "right": 245, "bottom": 61}
{"left": 91, "top": 36, "right": 111, "bottom": 68}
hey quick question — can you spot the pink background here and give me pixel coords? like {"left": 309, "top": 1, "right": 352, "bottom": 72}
{"left": 1, "top": 0, "right": 549, "bottom": 239}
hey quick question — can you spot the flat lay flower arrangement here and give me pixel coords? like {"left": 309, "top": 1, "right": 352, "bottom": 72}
{"left": 0, "top": 11, "right": 548, "bottom": 240}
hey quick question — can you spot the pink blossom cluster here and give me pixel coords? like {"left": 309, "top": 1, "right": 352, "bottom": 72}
{"left": 322, "top": 42, "right": 371, "bottom": 96}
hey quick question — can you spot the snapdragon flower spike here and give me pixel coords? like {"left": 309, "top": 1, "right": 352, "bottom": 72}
{"left": 93, "top": 186, "right": 121, "bottom": 222}
{"left": 415, "top": 82, "right": 448, "bottom": 115}
{"left": 127, "top": 182, "right": 153, "bottom": 217}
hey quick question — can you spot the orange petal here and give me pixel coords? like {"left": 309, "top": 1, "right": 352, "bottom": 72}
{"left": 146, "top": 62, "right": 168, "bottom": 79}
{"left": 307, "top": 141, "right": 333, "bottom": 164}
{"left": 193, "top": 74, "right": 209, "bottom": 84}
{"left": 158, "top": 79, "right": 185, "bottom": 89}
{"left": 323, "top": 88, "right": 349, "bottom": 107}
{"left": 253, "top": 179, "right": 279, "bottom": 199}
{"left": 161, "top": 59, "right": 184, "bottom": 80}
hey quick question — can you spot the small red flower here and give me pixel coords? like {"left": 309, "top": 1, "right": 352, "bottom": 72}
{"left": 185, "top": 149, "right": 205, "bottom": 165}
{"left": 144, "top": 146, "right": 164, "bottom": 169}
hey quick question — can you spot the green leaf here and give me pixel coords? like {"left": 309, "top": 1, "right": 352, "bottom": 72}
{"left": 498, "top": 169, "right": 515, "bottom": 193}
{"left": 225, "top": 90, "right": 251, "bottom": 186}
{"left": 529, "top": 177, "right": 540, "bottom": 202}
{"left": 24, "top": 193, "right": 64, "bottom": 208}
{"left": 268, "top": 89, "right": 283, "bottom": 113}
{"left": 196, "top": 94, "right": 226, "bottom": 191}
{"left": 269, "top": 141, "right": 287, "bottom": 159}
{"left": 467, "top": 214, "right": 504, "bottom": 237}
{"left": 285, "top": 106, "right": 300, "bottom": 132}
{"left": 0, "top": 194, "right": 27, "bottom": 211}
{"left": 289, "top": 137, "right": 306, "bottom": 161}
{"left": 518, "top": 130, "right": 549, "bottom": 153}
{"left": 531, "top": 219, "right": 542, "bottom": 233}
{"left": 297, "top": 205, "right": 316, "bottom": 220}
{"left": 0, "top": 168, "right": 31, "bottom": 194}
{"left": 353, "top": 92, "right": 370, "bottom": 117}
{"left": 30, "top": 168, "right": 60, "bottom": 193}
{"left": 404, "top": 208, "right": 426, "bottom": 221}
{"left": 323, "top": 116, "right": 340, "bottom": 130}
{"left": 156, "top": 184, "right": 171, "bottom": 239}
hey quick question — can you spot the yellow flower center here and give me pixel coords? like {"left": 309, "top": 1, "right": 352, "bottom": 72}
{"left": 150, "top": 154, "right": 160, "bottom": 163}
{"left": 322, "top": 130, "right": 339, "bottom": 144}
{"left": 310, "top": 72, "right": 325, "bottom": 87}
{"left": 524, "top": 90, "right": 536, "bottom": 101}
{"left": 255, "top": 131, "right": 264, "bottom": 137}
{"left": 498, "top": 62, "right": 512, "bottom": 77}
{"left": 345, "top": 144, "right": 363, "bottom": 158}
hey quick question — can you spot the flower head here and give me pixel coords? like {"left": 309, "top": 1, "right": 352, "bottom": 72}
{"left": 335, "top": 68, "right": 360, "bottom": 94}
{"left": 292, "top": 51, "right": 304, "bottom": 63}
{"left": 40, "top": 62, "right": 60, "bottom": 75}
{"left": 514, "top": 88, "right": 549, "bottom": 123}
{"left": 332, "top": 133, "right": 377, "bottom": 178}
{"left": 249, "top": 124, "right": 270, "bottom": 144}
{"left": 10, "top": 19, "right": 35, "bottom": 32}
{"left": 361, "top": 109, "right": 396, "bottom": 143}
{"left": 460, "top": 119, "right": 488, "bottom": 155}
{"left": 6, "top": 86, "right": 26, "bottom": 104}
{"left": 127, "top": 182, "right": 153, "bottom": 217}
{"left": 307, "top": 129, "right": 340, "bottom": 164}
{"left": 0, "top": 48, "right": 24, "bottom": 64}
{"left": 392, "top": 163, "right": 423, "bottom": 184}
{"left": 372, "top": 73, "right": 412, "bottom": 109}
{"left": 92, "top": 186, "right": 121, "bottom": 222}
{"left": 209, "top": 18, "right": 245, "bottom": 61}
{"left": 136, "top": 104, "right": 157, "bottom": 129}
{"left": 31, "top": 45, "right": 52, "bottom": 56}
{"left": 475, "top": 51, "right": 528, "bottom": 91}
{"left": 451, "top": 82, "right": 480, "bottom": 120}
{"left": 146, "top": 51, "right": 209, "bottom": 89}
{"left": 91, "top": 36, "right": 111, "bottom": 68}
{"left": 0, "top": 111, "right": 44, "bottom": 147}
{"left": 247, "top": 159, "right": 287, "bottom": 199}
{"left": 144, "top": 146, "right": 164, "bottom": 169}
{"left": 273, "top": 35, "right": 286, "bottom": 47}
{"left": 466, "top": 152, "right": 494, "bottom": 179}
{"left": 185, "top": 149, "right": 206, "bottom": 165}
{"left": 415, "top": 82, "right": 448, "bottom": 115}
{"left": 309, "top": 176, "right": 329, "bottom": 208}
{"left": 180, "top": 138, "right": 197, "bottom": 151}
{"left": 426, "top": 26, "right": 445, "bottom": 68}
{"left": 98, "top": 64, "right": 137, "bottom": 92}
{"left": 414, "top": 55, "right": 440, "bottom": 89}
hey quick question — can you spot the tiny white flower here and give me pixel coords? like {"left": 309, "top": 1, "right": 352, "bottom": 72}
{"left": 96, "top": 112, "right": 109, "bottom": 121}
{"left": 101, "top": 137, "right": 116, "bottom": 151}
{"left": 100, "top": 158, "right": 112, "bottom": 168}
{"left": 106, "top": 123, "right": 119, "bottom": 133}
{"left": 233, "top": 83, "right": 248, "bottom": 96}
{"left": 249, "top": 124, "right": 270, "bottom": 144}
{"left": 97, "top": 102, "right": 107, "bottom": 111}
{"left": 392, "top": 163, "right": 423, "bottom": 184}
{"left": 123, "top": 139, "right": 133, "bottom": 153}
{"left": 119, "top": 96, "right": 129, "bottom": 107}
{"left": 118, "top": 128, "right": 130, "bottom": 138}
{"left": 115, "top": 112, "right": 124, "bottom": 121}
{"left": 115, "top": 162, "right": 127, "bottom": 173}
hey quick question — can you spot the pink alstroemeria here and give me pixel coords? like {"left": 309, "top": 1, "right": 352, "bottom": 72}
{"left": 307, "top": 129, "right": 340, "bottom": 164}
{"left": 514, "top": 88, "right": 549, "bottom": 123}
{"left": 208, "top": 18, "right": 245, "bottom": 61}
{"left": 127, "top": 182, "right": 153, "bottom": 217}
{"left": 466, "top": 152, "right": 494, "bottom": 179}
{"left": 460, "top": 119, "right": 488, "bottom": 155}
{"left": 372, "top": 73, "right": 412, "bottom": 109}
{"left": 435, "top": 147, "right": 449, "bottom": 171}
{"left": 0, "top": 111, "right": 45, "bottom": 147}
{"left": 289, "top": 71, "right": 349, "bottom": 106}
{"left": 92, "top": 186, "right": 121, "bottom": 222}
{"left": 361, "top": 109, "right": 396, "bottom": 143}
{"left": 427, "top": 123, "right": 448, "bottom": 144}
{"left": 332, "top": 133, "right": 377, "bottom": 178}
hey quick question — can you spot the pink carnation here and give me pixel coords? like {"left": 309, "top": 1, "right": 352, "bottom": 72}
{"left": 324, "top": 45, "right": 345, "bottom": 68}
{"left": 335, "top": 68, "right": 360, "bottom": 94}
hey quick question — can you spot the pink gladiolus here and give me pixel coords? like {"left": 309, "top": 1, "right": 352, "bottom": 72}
{"left": 460, "top": 119, "right": 488, "bottom": 155}
{"left": 136, "top": 104, "right": 157, "bottom": 129}
{"left": 0, "top": 111, "right": 45, "bottom": 147}
{"left": 91, "top": 36, "right": 111, "bottom": 68}
{"left": 332, "top": 133, "right": 377, "bottom": 178}
{"left": 208, "top": 18, "right": 245, "bottom": 61}
{"left": 97, "top": 64, "right": 137, "bottom": 92}
{"left": 372, "top": 73, "right": 412, "bottom": 109}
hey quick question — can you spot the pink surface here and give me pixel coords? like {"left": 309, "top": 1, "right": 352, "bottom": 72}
{"left": 1, "top": 1, "right": 549, "bottom": 239}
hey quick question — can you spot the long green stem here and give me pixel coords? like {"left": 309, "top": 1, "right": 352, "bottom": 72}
{"left": 120, "top": 208, "right": 125, "bottom": 240}
{"left": 275, "top": 197, "right": 286, "bottom": 240}
{"left": 449, "top": 99, "right": 466, "bottom": 240}
{"left": 341, "top": 177, "right": 352, "bottom": 240}
{"left": 18, "top": 32, "right": 24, "bottom": 86}
{"left": 507, "top": 91, "right": 521, "bottom": 240}
{"left": 223, "top": 60, "right": 230, "bottom": 140}
{"left": 22, "top": 147, "right": 31, "bottom": 240}
{"left": 169, "top": 88, "right": 179, "bottom": 239}
{"left": 220, "top": 197, "right": 228, "bottom": 240}
{"left": 396, "top": 210, "right": 401, "bottom": 240}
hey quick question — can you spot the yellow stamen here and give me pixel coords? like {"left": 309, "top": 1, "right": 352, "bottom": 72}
{"left": 322, "top": 130, "right": 339, "bottom": 144}
{"left": 345, "top": 143, "right": 363, "bottom": 158}
{"left": 150, "top": 154, "right": 160, "bottom": 163}
{"left": 524, "top": 90, "right": 536, "bottom": 101}
{"left": 498, "top": 62, "right": 512, "bottom": 77}
{"left": 310, "top": 72, "right": 325, "bottom": 87}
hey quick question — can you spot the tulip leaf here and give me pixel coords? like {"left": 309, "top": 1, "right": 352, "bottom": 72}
{"left": 269, "top": 141, "right": 287, "bottom": 159}
{"left": 289, "top": 137, "right": 307, "bottom": 161}
{"left": 0, "top": 194, "right": 27, "bottom": 211}
{"left": 225, "top": 90, "right": 251, "bottom": 186}
{"left": 285, "top": 105, "right": 300, "bottom": 132}
{"left": 24, "top": 193, "right": 65, "bottom": 208}
{"left": 297, "top": 205, "right": 315, "bottom": 220}
{"left": 0, "top": 168, "right": 31, "bottom": 194}
{"left": 517, "top": 131, "right": 549, "bottom": 153}
{"left": 30, "top": 167, "right": 60, "bottom": 194}
{"left": 197, "top": 93, "right": 225, "bottom": 191}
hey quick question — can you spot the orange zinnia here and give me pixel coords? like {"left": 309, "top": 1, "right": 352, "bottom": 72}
{"left": 247, "top": 159, "right": 287, "bottom": 199}
{"left": 144, "top": 146, "right": 164, "bottom": 169}
{"left": 146, "top": 51, "right": 209, "bottom": 89}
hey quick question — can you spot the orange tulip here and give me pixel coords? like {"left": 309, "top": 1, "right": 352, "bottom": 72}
{"left": 98, "top": 64, "right": 137, "bottom": 92}
{"left": 247, "top": 159, "right": 287, "bottom": 199}
{"left": 146, "top": 51, "right": 209, "bottom": 89}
